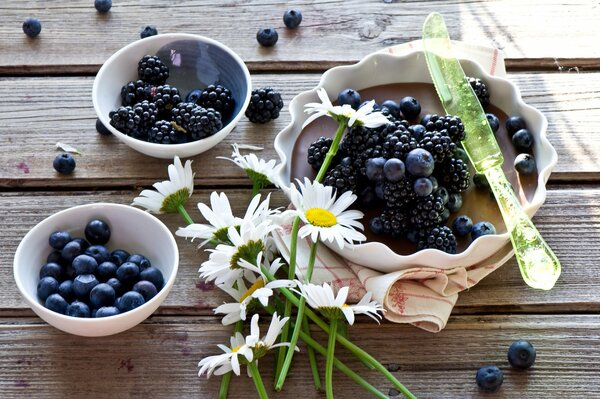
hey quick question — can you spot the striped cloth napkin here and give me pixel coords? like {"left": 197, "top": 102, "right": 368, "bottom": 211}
{"left": 274, "top": 41, "right": 512, "bottom": 333}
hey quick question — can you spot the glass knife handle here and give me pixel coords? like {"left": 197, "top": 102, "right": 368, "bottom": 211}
{"left": 484, "top": 165, "right": 561, "bottom": 290}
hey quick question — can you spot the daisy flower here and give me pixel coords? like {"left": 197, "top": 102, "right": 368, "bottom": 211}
{"left": 303, "top": 88, "right": 390, "bottom": 129}
{"left": 175, "top": 192, "right": 277, "bottom": 247}
{"left": 246, "top": 313, "right": 298, "bottom": 360}
{"left": 131, "top": 156, "right": 194, "bottom": 213}
{"left": 218, "top": 143, "right": 280, "bottom": 188}
{"left": 290, "top": 178, "right": 366, "bottom": 249}
{"left": 293, "top": 282, "right": 383, "bottom": 325}
{"left": 199, "top": 220, "right": 279, "bottom": 286}
{"left": 198, "top": 332, "right": 253, "bottom": 378}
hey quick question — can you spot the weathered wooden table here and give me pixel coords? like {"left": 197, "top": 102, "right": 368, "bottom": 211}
{"left": 2, "top": 1, "right": 600, "bottom": 397}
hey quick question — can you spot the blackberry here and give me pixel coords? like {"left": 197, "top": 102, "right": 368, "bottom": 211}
{"left": 418, "top": 130, "right": 456, "bottom": 163}
{"left": 323, "top": 157, "right": 358, "bottom": 195}
{"left": 307, "top": 137, "right": 332, "bottom": 171}
{"left": 382, "top": 124, "right": 419, "bottom": 160}
{"left": 468, "top": 77, "right": 490, "bottom": 107}
{"left": 148, "top": 120, "right": 187, "bottom": 144}
{"left": 417, "top": 226, "right": 457, "bottom": 254}
{"left": 151, "top": 85, "right": 181, "bottom": 114}
{"left": 137, "top": 55, "right": 169, "bottom": 85}
{"left": 340, "top": 126, "right": 384, "bottom": 175}
{"left": 436, "top": 157, "right": 471, "bottom": 192}
{"left": 423, "top": 114, "right": 465, "bottom": 143}
{"left": 109, "top": 100, "right": 157, "bottom": 139}
{"left": 197, "top": 84, "right": 235, "bottom": 118}
{"left": 379, "top": 208, "right": 410, "bottom": 238}
{"left": 171, "top": 103, "right": 223, "bottom": 140}
{"left": 245, "top": 87, "right": 284, "bottom": 123}
{"left": 382, "top": 178, "right": 415, "bottom": 209}
{"left": 121, "top": 80, "right": 152, "bottom": 106}
{"left": 132, "top": 100, "right": 158, "bottom": 134}
{"left": 409, "top": 192, "right": 445, "bottom": 230}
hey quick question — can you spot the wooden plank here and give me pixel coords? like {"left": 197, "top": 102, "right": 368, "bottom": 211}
{"left": 2, "top": 1, "right": 600, "bottom": 74}
{"left": 1, "top": 72, "right": 599, "bottom": 188}
{"left": 0, "top": 315, "right": 599, "bottom": 398}
{"left": 2, "top": 187, "right": 599, "bottom": 316}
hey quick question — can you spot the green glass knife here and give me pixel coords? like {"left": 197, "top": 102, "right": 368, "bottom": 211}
{"left": 422, "top": 12, "right": 560, "bottom": 290}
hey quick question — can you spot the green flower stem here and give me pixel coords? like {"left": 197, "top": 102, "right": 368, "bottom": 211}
{"left": 275, "top": 240, "right": 318, "bottom": 390}
{"left": 248, "top": 362, "right": 269, "bottom": 399}
{"left": 325, "top": 318, "right": 338, "bottom": 399}
{"left": 252, "top": 180, "right": 261, "bottom": 197}
{"left": 176, "top": 204, "right": 194, "bottom": 225}
{"left": 218, "top": 320, "right": 245, "bottom": 399}
{"left": 302, "top": 317, "right": 322, "bottom": 391}
{"left": 260, "top": 267, "right": 416, "bottom": 399}
{"left": 315, "top": 121, "right": 347, "bottom": 183}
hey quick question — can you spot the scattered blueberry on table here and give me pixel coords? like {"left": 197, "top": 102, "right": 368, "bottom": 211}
{"left": 140, "top": 25, "right": 158, "bottom": 39}
{"left": 22, "top": 18, "right": 42, "bottom": 38}
{"left": 508, "top": 340, "right": 536, "bottom": 369}
{"left": 256, "top": 28, "right": 278, "bottom": 47}
{"left": 476, "top": 365, "right": 503, "bottom": 392}
{"left": 94, "top": 0, "right": 112, "bottom": 13}
{"left": 96, "top": 118, "right": 112, "bottom": 135}
{"left": 283, "top": 9, "right": 302, "bottom": 29}
{"left": 53, "top": 153, "right": 76, "bottom": 175}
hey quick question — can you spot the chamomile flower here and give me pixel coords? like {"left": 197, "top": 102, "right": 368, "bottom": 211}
{"left": 246, "top": 313, "right": 298, "bottom": 359}
{"left": 131, "top": 156, "right": 194, "bottom": 213}
{"left": 218, "top": 143, "right": 280, "bottom": 188}
{"left": 303, "top": 88, "right": 390, "bottom": 128}
{"left": 199, "top": 220, "right": 279, "bottom": 286}
{"left": 290, "top": 178, "right": 366, "bottom": 249}
{"left": 293, "top": 282, "right": 383, "bottom": 325}
{"left": 175, "top": 193, "right": 277, "bottom": 248}
{"left": 198, "top": 332, "right": 253, "bottom": 378}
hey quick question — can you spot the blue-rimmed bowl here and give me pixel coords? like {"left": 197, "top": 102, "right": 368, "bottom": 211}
{"left": 93, "top": 33, "right": 251, "bottom": 159}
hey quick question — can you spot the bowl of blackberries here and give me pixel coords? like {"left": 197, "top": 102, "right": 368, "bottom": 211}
{"left": 275, "top": 49, "right": 557, "bottom": 272}
{"left": 13, "top": 203, "right": 179, "bottom": 336}
{"left": 93, "top": 33, "right": 252, "bottom": 159}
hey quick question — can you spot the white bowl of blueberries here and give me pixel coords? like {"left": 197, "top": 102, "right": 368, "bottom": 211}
{"left": 13, "top": 203, "right": 178, "bottom": 337}
{"left": 93, "top": 33, "right": 252, "bottom": 159}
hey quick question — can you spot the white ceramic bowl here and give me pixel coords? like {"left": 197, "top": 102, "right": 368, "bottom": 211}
{"left": 274, "top": 49, "right": 557, "bottom": 272}
{"left": 14, "top": 203, "right": 179, "bottom": 337}
{"left": 93, "top": 33, "right": 252, "bottom": 159}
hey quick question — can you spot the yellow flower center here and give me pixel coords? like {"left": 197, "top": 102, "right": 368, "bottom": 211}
{"left": 239, "top": 279, "right": 265, "bottom": 303}
{"left": 231, "top": 345, "right": 242, "bottom": 353}
{"left": 342, "top": 304, "right": 349, "bottom": 308}
{"left": 305, "top": 208, "right": 337, "bottom": 227}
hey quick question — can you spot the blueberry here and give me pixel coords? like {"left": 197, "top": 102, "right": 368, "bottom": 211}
{"left": 512, "top": 129, "right": 533, "bottom": 152}
{"left": 420, "top": 114, "right": 433, "bottom": 126}
{"left": 84, "top": 244, "right": 110, "bottom": 264}
{"left": 45, "top": 294, "right": 68, "bottom": 315}
{"left": 118, "top": 291, "right": 146, "bottom": 312}
{"left": 106, "top": 277, "right": 125, "bottom": 297}
{"left": 116, "top": 262, "right": 141, "bottom": 285}
{"left": 409, "top": 124, "right": 426, "bottom": 141}
{"left": 94, "top": 0, "right": 112, "bottom": 13}
{"left": 72, "top": 254, "right": 98, "bottom": 275}
{"left": 283, "top": 9, "right": 302, "bottom": 29}
{"left": 399, "top": 96, "right": 421, "bottom": 120}
{"left": 429, "top": 176, "right": 439, "bottom": 192}
{"left": 440, "top": 208, "right": 450, "bottom": 223}
{"left": 110, "top": 249, "right": 131, "bottom": 266}
{"left": 114, "top": 296, "right": 121, "bottom": 308}
{"left": 476, "top": 365, "right": 503, "bottom": 392}
{"left": 49, "top": 231, "right": 72, "bottom": 250}
{"left": 514, "top": 153, "right": 536, "bottom": 174}
{"left": 37, "top": 276, "right": 59, "bottom": 301}
{"left": 63, "top": 265, "right": 77, "bottom": 280}
{"left": 58, "top": 280, "right": 75, "bottom": 302}
{"left": 96, "top": 118, "right": 112, "bottom": 135}
{"left": 380, "top": 100, "right": 400, "bottom": 119}
{"left": 413, "top": 177, "right": 433, "bottom": 197}
{"left": 90, "top": 283, "right": 116, "bottom": 309}
{"left": 72, "top": 274, "right": 99, "bottom": 300}
{"left": 47, "top": 250, "right": 64, "bottom": 265}
{"left": 447, "top": 192, "right": 463, "bottom": 213}
{"left": 53, "top": 153, "right": 76, "bottom": 175}
{"left": 365, "top": 157, "right": 386, "bottom": 182}
{"left": 471, "top": 221, "right": 496, "bottom": 240}
{"left": 508, "top": 340, "right": 536, "bottom": 369}
{"left": 473, "top": 173, "right": 489, "bottom": 190}
{"left": 22, "top": 18, "right": 42, "bottom": 38}
{"left": 369, "top": 217, "right": 384, "bottom": 235}
{"left": 61, "top": 240, "right": 83, "bottom": 263}
{"left": 85, "top": 219, "right": 111, "bottom": 245}
{"left": 133, "top": 280, "right": 159, "bottom": 301}
{"left": 185, "top": 89, "right": 202, "bottom": 104}
{"left": 66, "top": 301, "right": 91, "bottom": 318}
{"left": 95, "top": 306, "right": 121, "bottom": 318}
{"left": 453, "top": 147, "right": 469, "bottom": 164}
{"left": 126, "top": 254, "right": 151, "bottom": 270}
{"left": 435, "top": 187, "right": 450, "bottom": 205}
{"left": 256, "top": 28, "right": 278, "bottom": 47}
{"left": 383, "top": 158, "right": 406, "bottom": 182}
{"left": 486, "top": 113, "right": 500, "bottom": 133}
{"left": 140, "top": 267, "right": 165, "bottom": 291}
{"left": 39, "top": 262, "right": 63, "bottom": 280}
{"left": 337, "top": 89, "right": 361, "bottom": 110}
{"left": 140, "top": 25, "right": 158, "bottom": 39}
{"left": 72, "top": 237, "right": 90, "bottom": 250}
{"left": 452, "top": 215, "right": 473, "bottom": 237}
{"left": 506, "top": 116, "right": 527, "bottom": 136}
{"left": 405, "top": 149, "right": 434, "bottom": 177}
{"left": 96, "top": 261, "right": 117, "bottom": 282}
